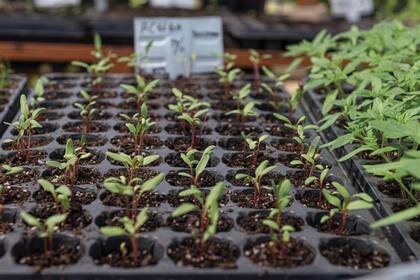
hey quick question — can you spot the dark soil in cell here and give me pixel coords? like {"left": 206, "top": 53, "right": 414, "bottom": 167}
{"left": 38, "top": 112, "right": 64, "bottom": 122}
{"left": 104, "top": 168, "right": 160, "bottom": 181}
{"left": 166, "top": 170, "right": 223, "bottom": 188}
{"left": 13, "top": 235, "right": 81, "bottom": 268}
{"left": 111, "top": 135, "right": 163, "bottom": 152}
{"left": 306, "top": 212, "right": 371, "bottom": 236}
{"left": 295, "top": 189, "right": 333, "bottom": 210}
{"left": 167, "top": 189, "right": 229, "bottom": 207}
{"left": 56, "top": 134, "right": 107, "bottom": 146}
{"left": 230, "top": 189, "right": 275, "bottom": 209}
{"left": 264, "top": 125, "right": 296, "bottom": 137}
{"left": 72, "top": 101, "right": 114, "bottom": 110}
{"left": 0, "top": 150, "right": 47, "bottom": 166}
{"left": 39, "top": 101, "right": 68, "bottom": 111}
{"left": 271, "top": 139, "right": 306, "bottom": 153}
{"left": 167, "top": 212, "right": 234, "bottom": 233}
{"left": 165, "top": 152, "right": 219, "bottom": 168}
{"left": 100, "top": 191, "right": 165, "bottom": 208}
{"left": 49, "top": 148, "right": 104, "bottom": 165}
{"left": 42, "top": 167, "right": 102, "bottom": 186}
{"left": 222, "top": 152, "right": 274, "bottom": 168}
{"left": 319, "top": 238, "right": 390, "bottom": 269}
{"left": 30, "top": 203, "right": 91, "bottom": 231}
{"left": 1, "top": 167, "right": 39, "bottom": 184}
{"left": 218, "top": 137, "right": 253, "bottom": 151}
{"left": 44, "top": 91, "right": 72, "bottom": 100}
{"left": 165, "top": 137, "right": 215, "bottom": 151}
{"left": 210, "top": 101, "right": 237, "bottom": 111}
{"left": 63, "top": 122, "right": 110, "bottom": 133}
{"left": 77, "top": 90, "right": 117, "bottom": 99}
{"left": 238, "top": 211, "right": 304, "bottom": 233}
{"left": 114, "top": 123, "right": 162, "bottom": 134}
{"left": 95, "top": 210, "right": 162, "bottom": 232}
{"left": 225, "top": 169, "right": 284, "bottom": 187}
{"left": 0, "top": 185, "right": 30, "bottom": 204}
{"left": 215, "top": 124, "right": 262, "bottom": 136}
{"left": 165, "top": 124, "right": 212, "bottom": 136}
{"left": 91, "top": 236, "right": 162, "bottom": 268}
{"left": 2, "top": 137, "right": 53, "bottom": 150}
{"left": 212, "top": 114, "right": 256, "bottom": 123}
{"left": 33, "top": 186, "right": 97, "bottom": 205}
{"left": 392, "top": 200, "right": 420, "bottom": 222}
{"left": 117, "top": 100, "right": 160, "bottom": 110}
{"left": 377, "top": 179, "right": 414, "bottom": 199}
{"left": 244, "top": 237, "right": 315, "bottom": 268}
{"left": 167, "top": 237, "right": 239, "bottom": 268}
{"left": 68, "top": 111, "right": 112, "bottom": 121}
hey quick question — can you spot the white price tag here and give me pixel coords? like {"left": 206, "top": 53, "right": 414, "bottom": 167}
{"left": 134, "top": 17, "right": 223, "bottom": 79}
{"left": 150, "top": 0, "right": 198, "bottom": 9}
{"left": 34, "top": 0, "right": 81, "bottom": 8}
{"left": 330, "top": 0, "right": 373, "bottom": 22}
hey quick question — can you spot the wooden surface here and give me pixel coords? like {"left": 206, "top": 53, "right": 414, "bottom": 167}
{"left": 0, "top": 41, "right": 309, "bottom": 72}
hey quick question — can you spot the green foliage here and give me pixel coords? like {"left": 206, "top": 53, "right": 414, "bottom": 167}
{"left": 0, "top": 61, "right": 12, "bottom": 89}
{"left": 179, "top": 145, "right": 215, "bottom": 186}
{"left": 106, "top": 151, "right": 159, "bottom": 180}
{"left": 74, "top": 90, "right": 98, "bottom": 133}
{"left": 241, "top": 133, "right": 268, "bottom": 167}
{"left": 46, "top": 138, "right": 91, "bottom": 184}
{"left": 235, "top": 160, "right": 276, "bottom": 207}
{"left": 120, "top": 75, "right": 159, "bottom": 109}
{"left": 21, "top": 212, "right": 67, "bottom": 239}
{"left": 38, "top": 179, "right": 71, "bottom": 211}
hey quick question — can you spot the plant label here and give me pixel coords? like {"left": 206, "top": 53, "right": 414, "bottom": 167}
{"left": 134, "top": 16, "right": 223, "bottom": 79}
{"left": 34, "top": 0, "right": 81, "bottom": 8}
{"left": 330, "top": 0, "right": 373, "bottom": 22}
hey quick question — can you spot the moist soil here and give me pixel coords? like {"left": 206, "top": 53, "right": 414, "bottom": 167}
{"left": 166, "top": 170, "right": 222, "bottom": 188}
{"left": 167, "top": 237, "right": 239, "bottom": 268}
{"left": 222, "top": 152, "right": 273, "bottom": 168}
{"left": 16, "top": 243, "right": 80, "bottom": 268}
{"left": 165, "top": 137, "right": 215, "bottom": 151}
{"left": 167, "top": 212, "right": 234, "bottom": 233}
{"left": 320, "top": 241, "right": 390, "bottom": 269}
{"left": 101, "top": 191, "right": 165, "bottom": 208}
{"left": 42, "top": 167, "right": 102, "bottom": 186}
{"left": 0, "top": 185, "right": 30, "bottom": 204}
{"left": 237, "top": 211, "right": 304, "bottom": 233}
{"left": 245, "top": 238, "right": 315, "bottom": 268}
{"left": 33, "top": 187, "right": 97, "bottom": 205}
{"left": 230, "top": 190, "right": 275, "bottom": 209}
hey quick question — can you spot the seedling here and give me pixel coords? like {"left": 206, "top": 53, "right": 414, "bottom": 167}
{"left": 100, "top": 208, "right": 148, "bottom": 262}
{"left": 0, "top": 61, "right": 12, "bottom": 89}
{"left": 106, "top": 151, "right": 160, "bottom": 181}
{"left": 129, "top": 0, "right": 148, "bottom": 9}
{"left": 120, "top": 103, "right": 155, "bottom": 152}
{"left": 230, "top": 83, "right": 251, "bottom": 114}
{"left": 269, "top": 179, "right": 293, "bottom": 227}
{"left": 0, "top": 164, "right": 23, "bottom": 212}
{"left": 30, "top": 77, "right": 46, "bottom": 105}
{"left": 235, "top": 160, "right": 276, "bottom": 208}
{"left": 4, "top": 95, "right": 45, "bottom": 161}
{"left": 178, "top": 108, "right": 209, "bottom": 149}
{"left": 322, "top": 182, "right": 373, "bottom": 235}
{"left": 305, "top": 168, "right": 330, "bottom": 205}
{"left": 71, "top": 33, "right": 115, "bottom": 86}
{"left": 262, "top": 219, "right": 295, "bottom": 258}
{"left": 46, "top": 138, "right": 91, "bottom": 184}
{"left": 249, "top": 49, "right": 272, "bottom": 87}
{"left": 226, "top": 102, "right": 259, "bottom": 131}
{"left": 214, "top": 52, "right": 241, "bottom": 99}
{"left": 120, "top": 75, "right": 159, "bottom": 109}
{"left": 74, "top": 90, "right": 98, "bottom": 134}
{"left": 290, "top": 137, "right": 323, "bottom": 177}
{"left": 172, "top": 182, "right": 225, "bottom": 257}
{"left": 118, "top": 41, "right": 153, "bottom": 73}
{"left": 104, "top": 173, "right": 164, "bottom": 219}
{"left": 20, "top": 212, "right": 67, "bottom": 261}
{"left": 241, "top": 133, "right": 268, "bottom": 167}
{"left": 274, "top": 114, "right": 317, "bottom": 151}
{"left": 38, "top": 179, "right": 71, "bottom": 213}
{"left": 179, "top": 145, "right": 215, "bottom": 186}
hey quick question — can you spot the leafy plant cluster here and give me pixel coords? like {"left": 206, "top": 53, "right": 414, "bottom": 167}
{"left": 288, "top": 21, "right": 420, "bottom": 228}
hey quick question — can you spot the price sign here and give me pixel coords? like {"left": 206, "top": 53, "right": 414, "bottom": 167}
{"left": 330, "top": 0, "right": 373, "bottom": 22}
{"left": 134, "top": 17, "right": 223, "bottom": 79}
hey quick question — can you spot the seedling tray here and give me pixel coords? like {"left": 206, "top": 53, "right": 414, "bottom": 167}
{"left": 0, "top": 75, "right": 27, "bottom": 137}
{"left": 300, "top": 87, "right": 420, "bottom": 260}
{"left": 0, "top": 73, "right": 405, "bottom": 279}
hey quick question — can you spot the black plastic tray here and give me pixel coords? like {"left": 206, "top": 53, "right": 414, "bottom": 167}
{"left": 0, "top": 75, "right": 27, "bottom": 137}
{"left": 0, "top": 73, "right": 405, "bottom": 279}
{"left": 223, "top": 13, "right": 376, "bottom": 49}
{"left": 300, "top": 87, "right": 419, "bottom": 261}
